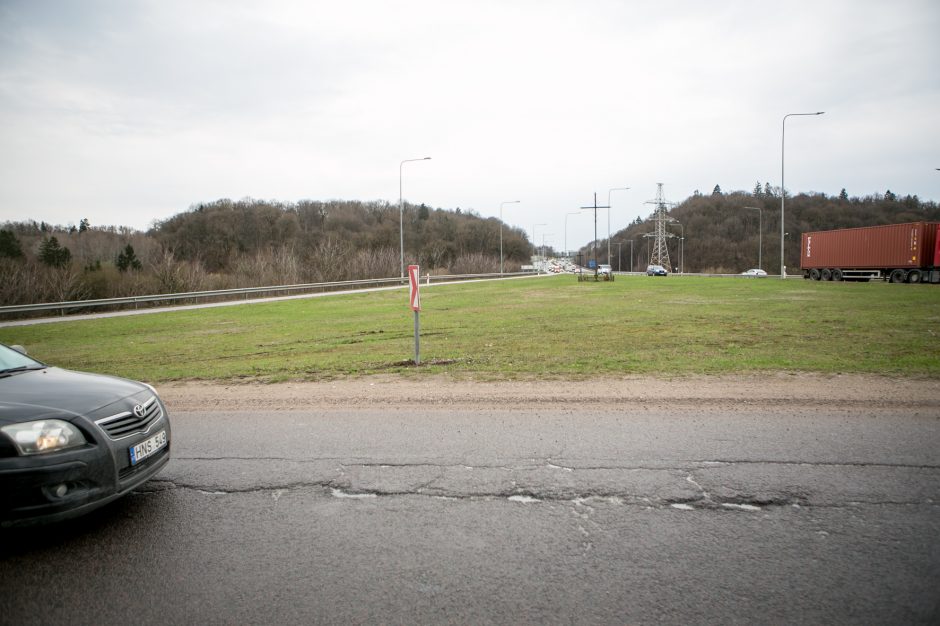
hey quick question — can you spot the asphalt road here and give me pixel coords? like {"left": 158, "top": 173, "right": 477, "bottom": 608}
{"left": 2, "top": 403, "right": 939, "bottom": 624}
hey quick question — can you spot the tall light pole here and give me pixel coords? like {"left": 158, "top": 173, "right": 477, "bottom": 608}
{"left": 532, "top": 223, "right": 546, "bottom": 273}
{"left": 743, "top": 206, "right": 763, "bottom": 270}
{"left": 564, "top": 211, "right": 580, "bottom": 259}
{"left": 669, "top": 221, "right": 684, "bottom": 273}
{"left": 400, "top": 157, "right": 431, "bottom": 279}
{"left": 499, "top": 200, "right": 520, "bottom": 276}
{"left": 781, "top": 112, "right": 824, "bottom": 279}
{"left": 607, "top": 187, "right": 629, "bottom": 264}
{"left": 628, "top": 239, "right": 634, "bottom": 273}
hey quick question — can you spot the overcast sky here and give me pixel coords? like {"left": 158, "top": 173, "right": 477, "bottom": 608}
{"left": 1, "top": 0, "right": 938, "bottom": 251}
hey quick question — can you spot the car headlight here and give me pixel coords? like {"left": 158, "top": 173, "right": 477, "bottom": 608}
{"left": 1, "top": 420, "right": 87, "bottom": 455}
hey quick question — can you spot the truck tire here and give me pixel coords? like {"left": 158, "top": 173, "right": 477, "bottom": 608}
{"left": 821, "top": 268, "right": 833, "bottom": 281}
{"left": 907, "top": 270, "right": 922, "bottom": 284}
{"left": 810, "top": 269, "right": 821, "bottom": 281}
{"left": 832, "top": 269, "right": 843, "bottom": 281}
{"left": 889, "top": 269, "right": 906, "bottom": 283}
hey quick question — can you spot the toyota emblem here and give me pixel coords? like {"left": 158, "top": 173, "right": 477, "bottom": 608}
{"left": 133, "top": 404, "right": 146, "bottom": 418}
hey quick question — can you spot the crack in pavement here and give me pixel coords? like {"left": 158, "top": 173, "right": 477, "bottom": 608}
{"left": 148, "top": 456, "right": 939, "bottom": 510}
{"left": 138, "top": 478, "right": 937, "bottom": 511}
{"left": 689, "top": 459, "right": 940, "bottom": 470}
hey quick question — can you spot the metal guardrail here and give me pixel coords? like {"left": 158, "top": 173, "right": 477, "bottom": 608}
{"left": 0, "top": 271, "right": 535, "bottom": 318}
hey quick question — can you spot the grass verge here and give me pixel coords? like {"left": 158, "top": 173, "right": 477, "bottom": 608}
{"left": 2, "top": 275, "right": 938, "bottom": 382}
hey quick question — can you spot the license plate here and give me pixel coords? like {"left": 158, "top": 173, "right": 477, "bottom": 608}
{"left": 129, "top": 430, "right": 167, "bottom": 465}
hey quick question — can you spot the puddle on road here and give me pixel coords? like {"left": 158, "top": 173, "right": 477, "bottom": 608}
{"left": 721, "top": 503, "right": 762, "bottom": 512}
{"left": 508, "top": 495, "right": 542, "bottom": 503}
{"left": 331, "top": 488, "right": 378, "bottom": 499}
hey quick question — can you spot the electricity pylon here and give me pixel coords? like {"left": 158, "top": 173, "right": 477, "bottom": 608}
{"left": 645, "top": 183, "right": 674, "bottom": 269}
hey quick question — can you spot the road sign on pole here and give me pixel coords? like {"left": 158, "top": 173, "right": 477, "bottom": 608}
{"left": 408, "top": 265, "right": 421, "bottom": 364}
{"left": 408, "top": 265, "right": 421, "bottom": 312}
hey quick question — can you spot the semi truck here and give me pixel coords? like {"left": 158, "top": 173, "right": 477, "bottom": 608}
{"left": 801, "top": 222, "right": 940, "bottom": 283}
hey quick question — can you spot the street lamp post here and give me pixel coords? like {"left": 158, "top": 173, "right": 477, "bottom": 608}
{"left": 743, "top": 206, "right": 763, "bottom": 270}
{"left": 400, "top": 157, "right": 431, "bottom": 279}
{"left": 628, "top": 239, "right": 634, "bottom": 273}
{"left": 669, "top": 220, "right": 684, "bottom": 273}
{"left": 499, "top": 200, "right": 520, "bottom": 276}
{"left": 607, "top": 187, "right": 629, "bottom": 264}
{"left": 781, "top": 112, "right": 824, "bottom": 279}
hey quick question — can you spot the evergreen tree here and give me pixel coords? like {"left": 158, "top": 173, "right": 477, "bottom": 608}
{"left": 39, "top": 236, "right": 72, "bottom": 267}
{"left": 839, "top": 188, "right": 849, "bottom": 201}
{"left": 115, "top": 244, "right": 143, "bottom": 272}
{"left": 764, "top": 182, "right": 774, "bottom": 197}
{"left": 79, "top": 218, "right": 90, "bottom": 233}
{"left": 712, "top": 185, "right": 722, "bottom": 196}
{"left": 753, "top": 181, "right": 762, "bottom": 197}
{"left": 0, "top": 229, "right": 24, "bottom": 259}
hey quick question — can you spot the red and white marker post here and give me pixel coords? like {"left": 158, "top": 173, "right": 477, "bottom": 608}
{"left": 408, "top": 264, "right": 421, "bottom": 364}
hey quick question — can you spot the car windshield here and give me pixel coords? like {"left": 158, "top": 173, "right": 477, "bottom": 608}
{"left": 0, "top": 344, "right": 44, "bottom": 373}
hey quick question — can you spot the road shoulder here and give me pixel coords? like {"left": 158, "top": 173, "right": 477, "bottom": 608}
{"left": 158, "top": 373, "right": 940, "bottom": 412}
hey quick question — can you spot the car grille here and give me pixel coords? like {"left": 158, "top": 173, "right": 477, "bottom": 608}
{"left": 95, "top": 396, "right": 163, "bottom": 440}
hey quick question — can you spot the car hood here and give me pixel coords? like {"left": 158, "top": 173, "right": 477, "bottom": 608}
{"left": 0, "top": 367, "right": 147, "bottom": 425}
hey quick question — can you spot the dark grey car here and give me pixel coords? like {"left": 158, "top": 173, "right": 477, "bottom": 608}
{"left": 0, "top": 343, "right": 171, "bottom": 527}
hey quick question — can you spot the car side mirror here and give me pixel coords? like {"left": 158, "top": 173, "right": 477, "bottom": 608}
{"left": 10, "top": 345, "right": 27, "bottom": 355}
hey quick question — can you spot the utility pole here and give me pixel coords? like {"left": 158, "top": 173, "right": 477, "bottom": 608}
{"left": 580, "top": 193, "right": 610, "bottom": 278}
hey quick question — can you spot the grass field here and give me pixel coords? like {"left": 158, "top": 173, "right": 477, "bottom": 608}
{"left": 2, "top": 275, "right": 938, "bottom": 382}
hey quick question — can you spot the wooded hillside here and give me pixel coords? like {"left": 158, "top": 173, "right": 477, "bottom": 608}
{"left": 0, "top": 199, "right": 530, "bottom": 306}
{"left": 2, "top": 187, "right": 938, "bottom": 307}
{"left": 587, "top": 187, "right": 940, "bottom": 274}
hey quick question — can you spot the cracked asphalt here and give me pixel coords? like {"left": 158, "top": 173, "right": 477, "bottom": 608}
{"left": 2, "top": 378, "right": 939, "bottom": 624}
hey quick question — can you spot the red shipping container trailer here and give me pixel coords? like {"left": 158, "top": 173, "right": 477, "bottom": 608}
{"left": 800, "top": 222, "right": 940, "bottom": 283}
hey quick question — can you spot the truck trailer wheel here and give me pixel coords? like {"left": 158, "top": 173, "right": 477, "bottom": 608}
{"left": 832, "top": 269, "right": 843, "bottom": 281}
{"left": 821, "top": 268, "right": 833, "bottom": 281}
{"left": 810, "top": 269, "right": 821, "bottom": 281}
{"left": 907, "top": 270, "right": 922, "bottom": 284}
{"left": 889, "top": 269, "right": 906, "bottom": 283}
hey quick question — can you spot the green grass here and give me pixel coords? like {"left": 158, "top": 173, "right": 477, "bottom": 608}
{"left": 2, "top": 275, "right": 939, "bottom": 382}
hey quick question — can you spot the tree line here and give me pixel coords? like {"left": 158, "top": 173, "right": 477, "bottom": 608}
{"left": 584, "top": 186, "right": 940, "bottom": 274}
{"left": 0, "top": 199, "right": 531, "bottom": 307}
{"left": 3, "top": 187, "right": 939, "bottom": 308}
